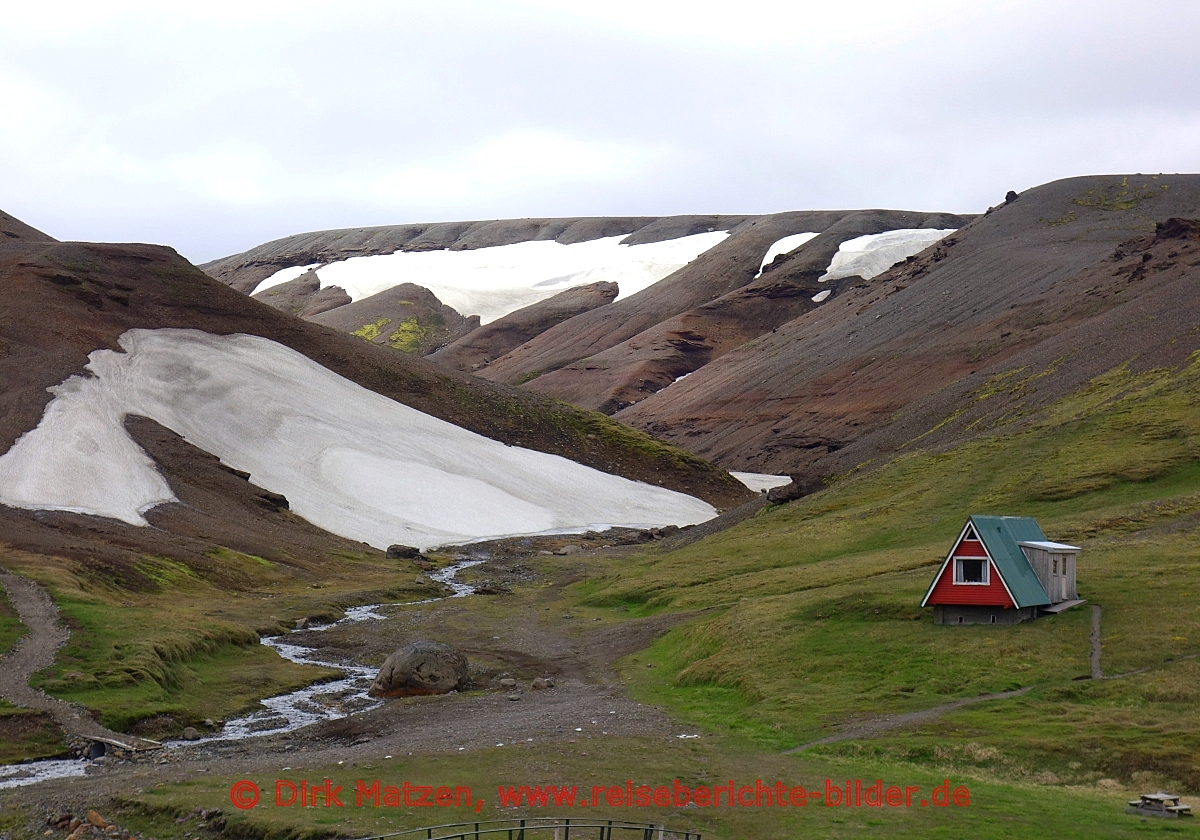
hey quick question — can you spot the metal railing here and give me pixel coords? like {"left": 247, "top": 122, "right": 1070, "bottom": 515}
{"left": 352, "top": 817, "right": 701, "bottom": 840}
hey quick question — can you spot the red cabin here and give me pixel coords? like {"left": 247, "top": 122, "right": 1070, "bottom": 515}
{"left": 921, "top": 515, "right": 1082, "bottom": 625}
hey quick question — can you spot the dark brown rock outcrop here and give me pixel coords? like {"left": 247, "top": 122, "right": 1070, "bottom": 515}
{"left": 429, "top": 281, "right": 618, "bottom": 372}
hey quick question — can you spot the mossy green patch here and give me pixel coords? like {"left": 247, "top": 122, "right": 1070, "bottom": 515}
{"left": 388, "top": 317, "right": 427, "bottom": 352}
{"left": 1071, "top": 177, "right": 1170, "bottom": 213}
{"left": 351, "top": 318, "right": 391, "bottom": 342}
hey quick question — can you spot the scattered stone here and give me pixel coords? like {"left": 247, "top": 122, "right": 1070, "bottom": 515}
{"left": 369, "top": 640, "right": 470, "bottom": 697}
{"left": 499, "top": 678, "right": 517, "bottom": 688}
{"left": 203, "top": 718, "right": 215, "bottom": 728}
{"left": 507, "top": 694, "right": 521, "bottom": 701}
{"left": 68, "top": 820, "right": 81, "bottom": 833}
{"left": 86, "top": 812, "right": 106, "bottom": 829}
{"left": 1005, "top": 190, "right": 1020, "bottom": 203}
{"left": 415, "top": 576, "right": 426, "bottom": 584}
{"left": 181, "top": 727, "right": 202, "bottom": 741}
{"left": 537, "top": 550, "right": 553, "bottom": 556}
{"left": 555, "top": 545, "right": 582, "bottom": 556}
{"left": 294, "top": 618, "right": 308, "bottom": 630}
{"left": 386, "top": 544, "right": 421, "bottom": 559}
{"left": 562, "top": 614, "right": 573, "bottom": 620}
{"left": 531, "top": 677, "right": 555, "bottom": 690}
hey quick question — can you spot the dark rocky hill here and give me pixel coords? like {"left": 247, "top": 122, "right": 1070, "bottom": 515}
{"left": 617, "top": 175, "right": 1200, "bottom": 478}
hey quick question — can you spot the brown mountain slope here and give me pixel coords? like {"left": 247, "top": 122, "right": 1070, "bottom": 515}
{"left": 250, "top": 268, "right": 351, "bottom": 317}
{"left": 429, "top": 281, "right": 618, "bottom": 373}
{"left": 0, "top": 233, "right": 751, "bottom": 564}
{"left": 0, "top": 210, "right": 55, "bottom": 244}
{"left": 617, "top": 175, "right": 1200, "bottom": 477}
{"left": 518, "top": 210, "right": 971, "bottom": 413}
{"left": 478, "top": 211, "right": 853, "bottom": 386}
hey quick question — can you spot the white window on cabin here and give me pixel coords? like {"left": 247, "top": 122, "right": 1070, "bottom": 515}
{"left": 954, "top": 558, "right": 989, "bottom": 584}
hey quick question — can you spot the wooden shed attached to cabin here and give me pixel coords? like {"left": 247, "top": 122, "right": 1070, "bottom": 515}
{"left": 921, "top": 515, "right": 1083, "bottom": 625}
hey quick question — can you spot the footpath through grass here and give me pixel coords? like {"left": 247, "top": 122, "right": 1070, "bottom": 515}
{"left": 0, "top": 576, "right": 65, "bottom": 763}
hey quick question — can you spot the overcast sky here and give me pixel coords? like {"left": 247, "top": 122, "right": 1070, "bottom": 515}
{"left": 3, "top": 0, "right": 1198, "bottom": 263}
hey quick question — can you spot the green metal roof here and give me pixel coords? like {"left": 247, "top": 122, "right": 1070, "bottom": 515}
{"left": 970, "top": 515, "right": 1052, "bottom": 608}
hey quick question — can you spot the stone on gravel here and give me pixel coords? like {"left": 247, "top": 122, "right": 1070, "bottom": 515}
{"left": 181, "top": 726, "right": 202, "bottom": 741}
{"left": 555, "top": 544, "right": 582, "bottom": 555}
{"left": 86, "top": 812, "right": 107, "bottom": 829}
{"left": 386, "top": 544, "right": 422, "bottom": 559}
{"left": 369, "top": 640, "right": 469, "bottom": 697}
{"left": 507, "top": 693, "right": 521, "bottom": 701}
{"left": 499, "top": 678, "right": 516, "bottom": 687}
{"left": 532, "top": 677, "right": 555, "bottom": 690}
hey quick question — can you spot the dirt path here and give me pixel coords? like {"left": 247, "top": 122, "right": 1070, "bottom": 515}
{"left": 1090, "top": 605, "right": 1103, "bottom": 679}
{"left": 786, "top": 687, "right": 1034, "bottom": 752}
{"left": 0, "top": 570, "right": 159, "bottom": 751}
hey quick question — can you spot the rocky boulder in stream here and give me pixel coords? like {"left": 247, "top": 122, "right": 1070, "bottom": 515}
{"left": 369, "top": 640, "right": 470, "bottom": 697}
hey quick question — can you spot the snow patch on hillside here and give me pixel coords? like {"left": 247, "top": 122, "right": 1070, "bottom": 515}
{"left": 251, "top": 232, "right": 729, "bottom": 324}
{"left": 755, "top": 232, "right": 818, "bottom": 277}
{"left": 820, "top": 229, "right": 955, "bottom": 282}
{"left": 730, "top": 472, "right": 792, "bottom": 492}
{"left": 0, "top": 330, "right": 716, "bottom": 548}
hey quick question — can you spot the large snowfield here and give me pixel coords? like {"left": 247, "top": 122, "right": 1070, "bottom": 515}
{"left": 0, "top": 330, "right": 717, "bottom": 549}
{"left": 820, "top": 228, "right": 956, "bottom": 282}
{"left": 252, "top": 232, "right": 730, "bottom": 324}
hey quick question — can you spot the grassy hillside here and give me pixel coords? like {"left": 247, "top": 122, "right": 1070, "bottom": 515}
{"left": 579, "top": 351, "right": 1200, "bottom": 791}
{"left": 0, "top": 545, "right": 441, "bottom": 738}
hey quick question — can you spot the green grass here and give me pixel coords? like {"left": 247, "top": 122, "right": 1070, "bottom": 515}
{"left": 0, "top": 544, "right": 445, "bottom": 739}
{"left": 0, "top": 577, "right": 24, "bottom": 657}
{"left": 26, "top": 594, "right": 337, "bottom": 733}
{"left": 90, "top": 738, "right": 1200, "bottom": 840}
{"left": 579, "top": 352, "right": 1200, "bottom": 791}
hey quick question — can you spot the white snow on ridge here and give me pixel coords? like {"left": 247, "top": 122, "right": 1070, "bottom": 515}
{"left": 819, "top": 229, "right": 956, "bottom": 282}
{"left": 0, "top": 330, "right": 716, "bottom": 549}
{"left": 755, "top": 232, "right": 818, "bottom": 277}
{"left": 729, "top": 472, "right": 793, "bottom": 493}
{"left": 251, "top": 232, "right": 730, "bottom": 325}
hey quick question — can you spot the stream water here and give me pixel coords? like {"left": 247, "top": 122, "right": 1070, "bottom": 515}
{"left": 0, "top": 560, "right": 482, "bottom": 789}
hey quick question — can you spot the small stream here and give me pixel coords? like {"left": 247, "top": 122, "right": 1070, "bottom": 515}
{"left": 0, "top": 560, "right": 483, "bottom": 789}
{"left": 204, "top": 559, "right": 483, "bottom": 741}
